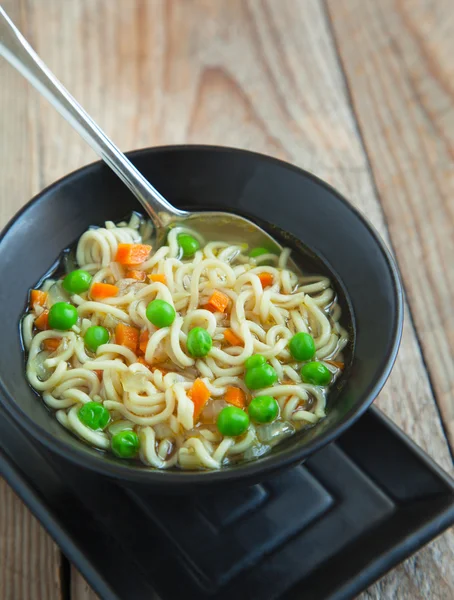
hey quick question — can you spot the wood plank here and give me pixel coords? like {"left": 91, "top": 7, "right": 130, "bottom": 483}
{"left": 326, "top": 0, "right": 454, "bottom": 450}
{"left": 0, "top": 1, "right": 63, "bottom": 599}
{"left": 0, "top": 1, "right": 451, "bottom": 599}
{"left": 71, "top": 569, "right": 99, "bottom": 600}
{"left": 0, "top": 0, "right": 40, "bottom": 223}
{"left": 0, "top": 482, "right": 62, "bottom": 600}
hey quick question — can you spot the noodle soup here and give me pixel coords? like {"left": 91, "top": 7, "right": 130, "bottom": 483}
{"left": 22, "top": 213, "right": 348, "bottom": 470}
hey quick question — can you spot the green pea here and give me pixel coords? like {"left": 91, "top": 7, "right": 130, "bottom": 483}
{"left": 245, "top": 354, "right": 267, "bottom": 370}
{"left": 187, "top": 327, "right": 212, "bottom": 357}
{"left": 84, "top": 326, "right": 109, "bottom": 352}
{"left": 248, "top": 395, "right": 279, "bottom": 423}
{"left": 48, "top": 302, "right": 78, "bottom": 330}
{"left": 289, "top": 332, "right": 316, "bottom": 361}
{"left": 62, "top": 270, "right": 92, "bottom": 294}
{"left": 249, "top": 247, "right": 269, "bottom": 258}
{"left": 78, "top": 402, "right": 110, "bottom": 431}
{"left": 245, "top": 363, "right": 278, "bottom": 390}
{"left": 301, "top": 361, "right": 332, "bottom": 386}
{"left": 178, "top": 234, "right": 200, "bottom": 258}
{"left": 146, "top": 299, "right": 176, "bottom": 328}
{"left": 111, "top": 430, "right": 140, "bottom": 459}
{"left": 217, "top": 406, "right": 250, "bottom": 437}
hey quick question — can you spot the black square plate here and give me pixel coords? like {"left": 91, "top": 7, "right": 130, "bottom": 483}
{"left": 1, "top": 405, "right": 453, "bottom": 600}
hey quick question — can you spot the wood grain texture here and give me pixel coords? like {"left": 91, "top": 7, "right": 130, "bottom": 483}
{"left": 0, "top": 0, "right": 40, "bottom": 224}
{"left": 0, "top": 481, "right": 62, "bottom": 600}
{"left": 0, "top": 1, "right": 62, "bottom": 599}
{"left": 71, "top": 568, "right": 98, "bottom": 600}
{"left": 326, "top": 0, "right": 454, "bottom": 450}
{"left": 0, "top": 0, "right": 452, "bottom": 599}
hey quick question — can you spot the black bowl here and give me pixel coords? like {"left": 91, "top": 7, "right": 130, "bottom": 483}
{"left": 0, "top": 146, "right": 402, "bottom": 491}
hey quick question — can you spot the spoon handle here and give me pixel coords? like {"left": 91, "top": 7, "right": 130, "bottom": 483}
{"left": 0, "top": 6, "right": 186, "bottom": 227}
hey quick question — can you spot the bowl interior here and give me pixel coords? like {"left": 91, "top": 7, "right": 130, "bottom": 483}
{"left": 0, "top": 146, "right": 402, "bottom": 487}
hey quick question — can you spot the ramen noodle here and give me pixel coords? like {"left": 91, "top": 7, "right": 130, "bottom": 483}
{"left": 22, "top": 213, "right": 348, "bottom": 470}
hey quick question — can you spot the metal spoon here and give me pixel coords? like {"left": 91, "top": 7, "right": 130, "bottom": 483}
{"left": 0, "top": 6, "right": 282, "bottom": 253}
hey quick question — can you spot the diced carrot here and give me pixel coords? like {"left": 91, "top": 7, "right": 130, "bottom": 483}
{"left": 30, "top": 289, "right": 48, "bottom": 308}
{"left": 42, "top": 338, "right": 60, "bottom": 352}
{"left": 94, "top": 370, "right": 103, "bottom": 381}
{"left": 115, "top": 323, "right": 139, "bottom": 352}
{"left": 91, "top": 282, "right": 119, "bottom": 300}
{"left": 258, "top": 272, "right": 274, "bottom": 288}
{"left": 34, "top": 310, "right": 49, "bottom": 330}
{"left": 148, "top": 273, "right": 167, "bottom": 284}
{"left": 138, "top": 330, "right": 149, "bottom": 356}
{"left": 325, "top": 360, "right": 345, "bottom": 370}
{"left": 126, "top": 269, "right": 146, "bottom": 282}
{"left": 223, "top": 328, "right": 243, "bottom": 346}
{"left": 191, "top": 378, "right": 211, "bottom": 422}
{"left": 225, "top": 386, "right": 246, "bottom": 409}
{"left": 204, "top": 290, "right": 229, "bottom": 313}
{"left": 115, "top": 243, "right": 152, "bottom": 266}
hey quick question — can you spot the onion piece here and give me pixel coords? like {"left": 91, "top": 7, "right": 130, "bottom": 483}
{"left": 103, "top": 313, "right": 120, "bottom": 330}
{"left": 116, "top": 280, "right": 145, "bottom": 295}
{"left": 63, "top": 248, "right": 78, "bottom": 273}
{"left": 122, "top": 371, "right": 149, "bottom": 393}
{"left": 243, "top": 443, "right": 271, "bottom": 461}
{"left": 199, "top": 399, "right": 227, "bottom": 424}
{"left": 108, "top": 419, "right": 134, "bottom": 435}
{"left": 34, "top": 351, "right": 52, "bottom": 381}
{"left": 256, "top": 421, "right": 295, "bottom": 445}
{"left": 47, "top": 281, "right": 70, "bottom": 306}
{"left": 154, "top": 423, "right": 174, "bottom": 439}
{"left": 158, "top": 439, "right": 174, "bottom": 459}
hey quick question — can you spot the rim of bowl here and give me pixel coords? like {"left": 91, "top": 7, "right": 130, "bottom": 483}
{"left": 0, "top": 145, "right": 404, "bottom": 486}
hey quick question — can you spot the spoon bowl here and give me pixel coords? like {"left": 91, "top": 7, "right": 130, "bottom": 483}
{"left": 172, "top": 211, "right": 282, "bottom": 251}
{"left": 150, "top": 209, "right": 284, "bottom": 257}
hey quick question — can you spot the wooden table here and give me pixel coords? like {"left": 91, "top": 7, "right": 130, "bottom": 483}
{"left": 1, "top": 1, "right": 453, "bottom": 598}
